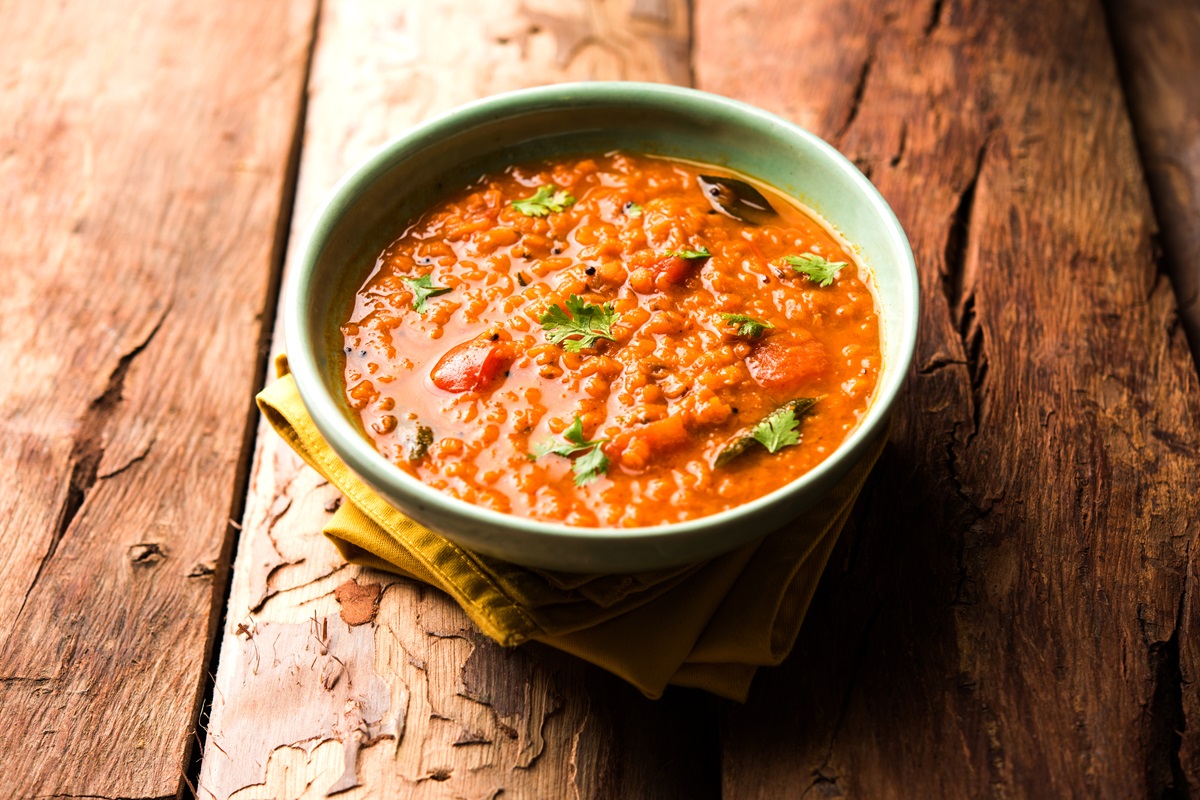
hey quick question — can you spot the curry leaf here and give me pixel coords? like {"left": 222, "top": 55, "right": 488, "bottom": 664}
{"left": 714, "top": 398, "right": 820, "bottom": 467}
{"left": 666, "top": 246, "right": 711, "bottom": 259}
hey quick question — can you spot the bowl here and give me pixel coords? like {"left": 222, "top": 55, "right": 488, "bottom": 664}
{"left": 285, "top": 82, "right": 918, "bottom": 572}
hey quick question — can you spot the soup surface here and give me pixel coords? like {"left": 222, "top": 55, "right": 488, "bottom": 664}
{"left": 341, "top": 152, "right": 880, "bottom": 527}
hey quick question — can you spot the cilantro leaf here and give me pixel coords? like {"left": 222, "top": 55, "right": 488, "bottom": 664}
{"left": 513, "top": 184, "right": 576, "bottom": 217}
{"left": 529, "top": 417, "right": 610, "bottom": 485}
{"left": 625, "top": 202, "right": 643, "bottom": 219}
{"left": 719, "top": 313, "right": 773, "bottom": 338}
{"left": 561, "top": 416, "right": 593, "bottom": 447}
{"left": 666, "top": 246, "right": 711, "bottom": 259}
{"left": 751, "top": 406, "right": 802, "bottom": 453}
{"left": 571, "top": 444, "right": 610, "bottom": 486}
{"left": 785, "top": 253, "right": 847, "bottom": 287}
{"left": 532, "top": 417, "right": 603, "bottom": 458}
{"left": 539, "top": 295, "right": 619, "bottom": 352}
{"left": 403, "top": 273, "right": 453, "bottom": 313}
{"left": 714, "top": 398, "right": 819, "bottom": 467}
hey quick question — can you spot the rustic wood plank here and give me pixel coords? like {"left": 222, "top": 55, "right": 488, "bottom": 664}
{"left": 697, "top": 0, "right": 1200, "bottom": 797}
{"left": 1106, "top": 0, "right": 1200, "bottom": 364}
{"left": 0, "top": 0, "right": 317, "bottom": 796}
{"left": 197, "top": 1, "right": 718, "bottom": 798}
{"left": 1106, "top": 1, "right": 1200, "bottom": 783}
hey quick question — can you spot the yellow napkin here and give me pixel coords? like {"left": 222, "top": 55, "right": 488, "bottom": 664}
{"left": 258, "top": 357, "right": 885, "bottom": 701}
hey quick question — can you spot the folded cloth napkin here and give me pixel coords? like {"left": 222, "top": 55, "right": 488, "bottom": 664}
{"left": 259, "top": 356, "right": 885, "bottom": 701}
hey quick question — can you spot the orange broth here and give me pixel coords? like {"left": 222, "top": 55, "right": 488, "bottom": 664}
{"left": 340, "top": 152, "right": 881, "bottom": 527}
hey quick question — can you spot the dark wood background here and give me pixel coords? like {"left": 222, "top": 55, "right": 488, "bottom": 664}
{"left": 1, "top": 0, "right": 1197, "bottom": 797}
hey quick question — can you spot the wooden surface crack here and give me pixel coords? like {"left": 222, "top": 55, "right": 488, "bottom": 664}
{"left": 941, "top": 137, "right": 992, "bottom": 447}
{"left": 924, "top": 0, "right": 947, "bottom": 38}
{"left": 800, "top": 605, "right": 881, "bottom": 799}
{"left": 1144, "top": 537, "right": 1192, "bottom": 799}
{"left": 917, "top": 355, "right": 967, "bottom": 375}
{"left": 834, "top": 39, "right": 877, "bottom": 143}
{"left": 889, "top": 120, "right": 908, "bottom": 168}
{"left": 940, "top": 139, "right": 987, "bottom": 340}
{"left": 96, "top": 434, "right": 156, "bottom": 481}
{"left": 13, "top": 305, "right": 168, "bottom": 630}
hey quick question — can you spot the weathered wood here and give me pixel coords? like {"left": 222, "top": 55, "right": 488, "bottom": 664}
{"left": 1106, "top": 0, "right": 1200, "bottom": 366}
{"left": 698, "top": 0, "right": 1200, "bottom": 797}
{"left": 198, "top": 1, "right": 716, "bottom": 797}
{"left": 1106, "top": 1, "right": 1200, "bottom": 781}
{"left": 0, "top": 0, "right": 317, "bottom": 796}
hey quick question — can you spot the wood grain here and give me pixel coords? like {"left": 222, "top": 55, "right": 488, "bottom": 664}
{"left": 1106, "top": 0, "right": 1200, "bottom": 366}
{"left": 1105, "top": 1, "right": 1200, "bottom": 782}
{"left": 197, "top": 1, "right": 716, "bottom": 798}
{"left": 0, "top": 0, "right": 317, "bottom": 796}
{"left": 697, "top": 0, "right": 1200, "bottom": 797}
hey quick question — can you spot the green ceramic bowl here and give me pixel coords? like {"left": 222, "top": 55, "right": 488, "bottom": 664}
{"left": 285, "top": 82, "right": 917, "bottom": 572}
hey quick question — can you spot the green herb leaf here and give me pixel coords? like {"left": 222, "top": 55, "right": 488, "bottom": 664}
{"left": 719, "top": 313, "right": 773, "bottom": 339}
{"left": 570, "top": 444, "right": 610, "bottom": 486}
{"left": 513, "top": 184, "right": 576, "bottom": 217}
{"left": 532, "top": 417, "right": 601, "bottom": 458}
{"left": 529, "top": 416, "right": 610, "bottom": 485}
{"left": 561, "top": 416, "right": 593, "bottom": 447}
{"left": 785, "top": 253, "right": 847, "bottom": 287}
{"left": 539, "top": 294, "right": 619, "bottom": 353}
{"left": 666, "top": 246, "right": 711, "bottom": 259}
{"left": 752, "top": 406, "right": 802, "bottom": 453}
{"left": 714, "top": 398, "right": 819, "bottom": 467}
{"left": 404, "top": 273, "right": 453, "bottom": 313}
{"left": 625, "top": 202, "right": 643, "bottom": 219}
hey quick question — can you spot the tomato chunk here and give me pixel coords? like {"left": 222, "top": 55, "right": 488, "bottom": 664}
{"left": 653, "top": 255, "right": 692, "bottom": 287}
{"left": 746, "top": 333, "right": 827, "bottom": 391}
{"left": 431, "top": 337, "right": 514, "bottom": 393}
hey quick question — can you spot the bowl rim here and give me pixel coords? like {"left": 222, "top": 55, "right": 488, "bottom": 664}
{"left": 285, "top": 80, "right": 918, "bottom": 545}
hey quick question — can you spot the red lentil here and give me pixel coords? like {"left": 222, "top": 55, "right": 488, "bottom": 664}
{"left": 341, "top": 153, "right": 881, "bottom": 527}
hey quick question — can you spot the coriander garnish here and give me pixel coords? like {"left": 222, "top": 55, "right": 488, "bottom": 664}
{"left": 785, "top": 253, "right": 847, "bottom": 287}
{"left": 538, "top": 294, "right": 619, "bottom": 353}
{"left": 403, "top": 273, "right": 453, "bottom": 312}
{"left": 625, "top": 202, "right": 643, "bottom": 218}
{"left": 719, "top": 313, "right": 773, "bottom": 339}
{"left": 530, "top": 417, "right": 610, "bottom": 485}
{"left": 714, "top": 398, "right": 820, "bottom": 467}
{"left": 513, "top": 184, "right": 576, "bottom": 217}
{"left": 751, "top": 405, "right": 803, "bottom": 453}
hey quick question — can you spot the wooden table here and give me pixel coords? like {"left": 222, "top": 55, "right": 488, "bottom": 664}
{"left": 4, "top": 0, "right": 1199, "bottom": 797}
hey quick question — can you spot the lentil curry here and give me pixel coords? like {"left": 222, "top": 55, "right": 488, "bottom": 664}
{"left": 341, "top": 153, "right": 881, "bottom": 527}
